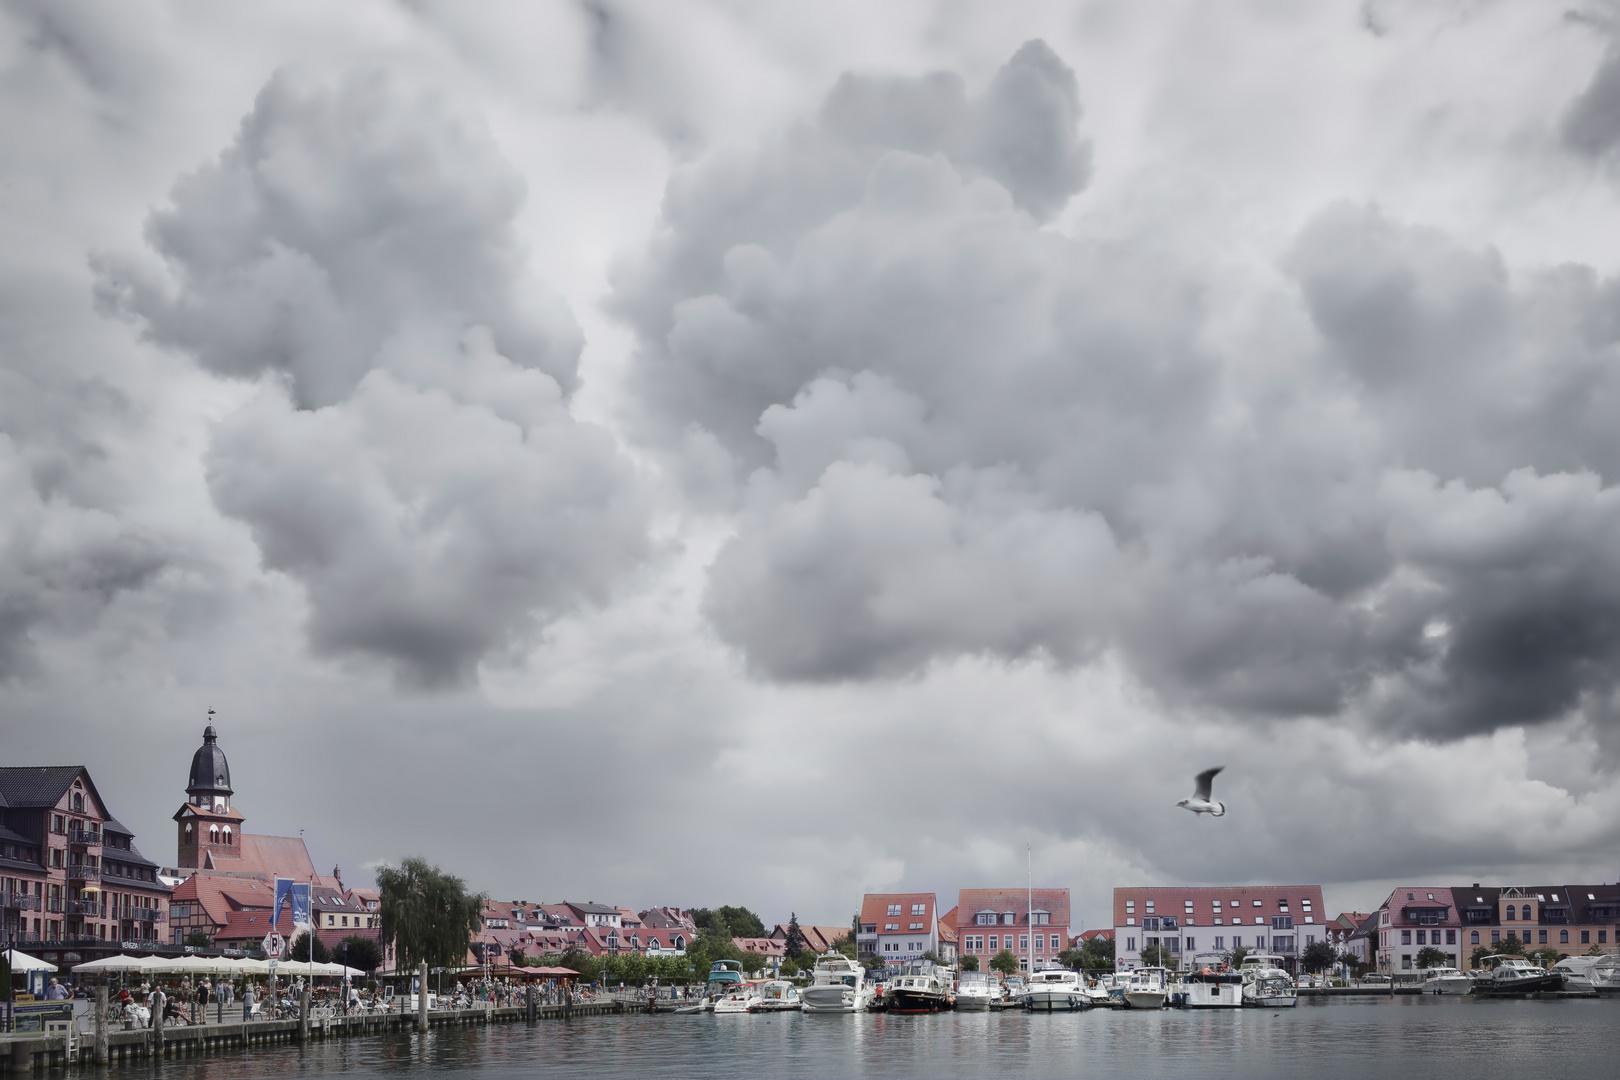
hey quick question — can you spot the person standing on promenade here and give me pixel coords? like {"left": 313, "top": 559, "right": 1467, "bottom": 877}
{"left": 241, "top": 984, "right": 255, "bottom": 1023}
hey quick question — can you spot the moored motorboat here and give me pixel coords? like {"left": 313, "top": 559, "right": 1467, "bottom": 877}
{"left": 886, "top": 960, "right": 952, "bottom": 1013}
{"left": 1419, "top": 966, "right": 1472, "bottom": 995}
{"left": 1591, "top": 955, "right": 1620, "bottom": 995}
{"left": 1123, "top": 966, "right": 1170, "bottom": 1009}
{"left": 800, "top": 952, "right": 874, "bottom": 1013}
{"left": 953, "top": 970, "right": 998, "bottom": 1010}
{"left": 711, "top": 983, "right": 761, "bottom": 1013}
{"left": 1239, "top": 954, "right": 1298, "bottom": 1008}
{"left": 1181, "top": 969, "right": 1243, "bottom": 1008}
{"left": 699, "top": 959, "right": 745, "bottom": 1011}
{"left": 1470, "top": 956, "right": 1565, "bottom": 996}
{"left": 1024, "top": 968, "right": 1088, "bottom": 1011}
{"left": 749, "top": 979, "right": 801, "bottom": 1012}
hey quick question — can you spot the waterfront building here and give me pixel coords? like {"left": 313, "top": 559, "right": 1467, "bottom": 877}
{"left": 733, "top": 936, "right": 785, "bottom": 973}
{"left": 1113, "top": 885, "right": 1327, "bottom": 971}
{"left": 1325, "top": 911, "right": 1368, "bottom": 950}
{"left": 0, "top": 766, "right": 171, "bottom": 965}
{"left": 769, "top": 922, "right": 849, "bottom": 955}
{"left": 1344, "top": 911, "right": 1378, "bottom": 968}
{"left": 641, "top": 906, "right": 699, "bottom": 933}
{"left": 857, "top": 892, "right": 939, "bottom": 967}
{"left": 936, "top": 906, "right": 959, "bottom": 964}
{"left": 956, "top": 887, "right": 1072, "bottom": 973}
{"left": 1372, "top": 886, "right": 1464, "bottom": 972}
{"left": 564, "top": 900, "right": 625, "bottom": 928}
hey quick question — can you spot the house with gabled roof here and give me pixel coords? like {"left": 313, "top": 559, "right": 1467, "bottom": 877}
{"left": 858, "top": 892, "right": 938, "bottom": 968}
{"left": 958, "top": 887, "right": 1071, "bottom": 973}
{"left": 1113, "top": 884, "right": 1326, "bottom": 972}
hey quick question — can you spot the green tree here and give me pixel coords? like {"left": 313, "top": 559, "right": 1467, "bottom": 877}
{"left": 1527, "top": 946, "right": 1564, "bottom": 969}
{"left": 289, "top": 931, "right": 329, "bottom": 964}
{"left": 1302, "top": 939, "right": 1338, "bottom": 972}
{"left": 1414, "top": 946, "right": 1450, "bottom": 969}
{"left": 375, "top": 857, "right": 486, "bottom": 973}
{"left": 778, "top": 958, "right": 799, "bottom": 977}
{"left": 1469, "top": 944, "right": 1493, "bottom": 969}
{"left": 1140, "top": 943, "right": 1172, "bottom": 968}
{"left": 960, "top": 954, "right": 980, "bottom": 972}
{"left": 1081, "top": 935, "right": 1116, "bottom": 971}
{"left": 554, "top": 948, "right": 601, "bottom": 983}
{"left": 507, "top": 946, "right": 526, "bottom": 968}
{"left": 333, "top": 935, "right": 383, "bottom": 974}
{"left": 989, "top": 949, "right": 1020, "bottom": 975}
{"left": 1227, "top": 944, "right": 1251, "bottom": 970}
{"left": 1496, "top": 935, "right": 1525, "bottom": 955}
{"left": 738, "top": 951, "right": 768, "bottom": 976}
{"left": 832, "top": 933, "right": 857, "bottom": 961}
{"left": 783, "top": 914, "right": 806, "bottom": 959}
{"left": 1057, "top": 947, "right": 1086, "bottom": 970}
{"left": 184, "top": 929, "right": 212, "bottom": 949}
{"left": 919, "top": 950, "right": 940, "bottom": 965}
{"left": 717, "top": 906, "right": 765, "bottom": 938}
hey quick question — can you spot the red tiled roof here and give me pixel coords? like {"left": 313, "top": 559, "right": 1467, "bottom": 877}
{"left": 733, "top": 937, "right": 785, "bottom": 956}
{"left": 214, "top": 908, "right": 295, "bottom": 944}
{"left": 236, "top": 834, "right": 321, "bottom": 881}
{"left": 861, "top": 893, "right": 935, "bottom": 934}
{"left": 1112, "top": 885, "right": 1324, "bottom": 927}
{"left": 936, "top": 907, "right": 959, "bottom": 944}
{"left": 1073, "top": 929, "right": 1114, "bottom": 944}
{"left": 170, "top": 873, "right": 275, "bottom": 926}
{"left": 957, "top": 888, "right": 1071, "bottom": 928}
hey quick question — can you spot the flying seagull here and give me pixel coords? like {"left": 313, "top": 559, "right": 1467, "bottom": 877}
{"left": 1177, "top": 767, "right": 1226, "bottom": 817}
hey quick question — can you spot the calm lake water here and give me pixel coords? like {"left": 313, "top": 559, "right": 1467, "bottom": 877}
{"left": 138, "top": 997, "right": 1618, "bottom": 1080}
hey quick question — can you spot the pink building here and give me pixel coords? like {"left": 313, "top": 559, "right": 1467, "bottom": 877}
{"left": 956, "top": 887, "right": 1071, "bottom": 973}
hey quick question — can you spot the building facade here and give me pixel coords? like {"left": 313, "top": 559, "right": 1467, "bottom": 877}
{"left": 1113, "top": 885, "right": 1327, "bottom": 971}
{"left": 956, "top": 887, "right": 1072, "bottom": 973}
{"left": 0, "top": 765, "right": 171, "bottom": 965}
{"left": 1372, "top": 884, "right": 1620, "bottom": 970}
{"left": 857, "top": 893, "right": 938, "bottom": 967}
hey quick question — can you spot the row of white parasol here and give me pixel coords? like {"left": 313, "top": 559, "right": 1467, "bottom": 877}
{"left": 73, "top": 954, "right": 365, "bottom": 977}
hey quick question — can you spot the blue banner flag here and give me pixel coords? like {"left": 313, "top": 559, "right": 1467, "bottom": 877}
{"left": 291, "top": 881, "right": 311, "bottom": 931}
{"left": 273, "top": 877, "right": 293, "bottom": 926}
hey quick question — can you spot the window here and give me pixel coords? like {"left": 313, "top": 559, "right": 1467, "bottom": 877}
{"left": 1215, "top": 937, "right": 1224, "bottom": 950}
{"left": 1415, "top": 930, "right": 1425, "bottom": 945}
{"left": 52, "top": 815, "right": 65, "bottom": 834}
{"left": 1581, "top": 931, "right": 1590, "bottom": 944}
{"left": 1401, "top": 930, "right": 1411, "bottom": 945}
{"left": 989, "top": 935, "right": 998, "bottom": 950}
{"left": 1402, "top": 955, "right": 1412, "bottom": 969}
{"left": 1491, "top": 930, "right": 1500, "bottom": 943}
{"left": 1538, "top": 930, "right": 1548, "bottom": 944}
{"left": 1125, "top": 901, "right": 1135, "bottom": 914}
{"left": 1019, "top": 935, "right": 1030, "bottom": 952}
{"left": 911, "top": 904, "right": 925, "bottom": 916}
{"left": 1126, "top": 937, "right": 1135, "bottom": 951}
{"left": 1301, "top": 899, "right": 1312, "bottom": 910}
{"left": 1231, "top": 936, "right": 1241, "bottom": 948}
{"left": 1446, "top": 930, "right": 1456, "bottom": 945}
{"left": 887, "top": 904, "right": 901, "bottom": 917}
{"left": 885, "top": 923, "right": 898, "bottom": 931}
{"left": 1252, "top": 900, "right": 1262, "bottom": 908}
{"left": 1278, "top": 900, "right": 1289, "bottom": 911}
{"left": 1601, "top": 931, "right": 1608, "bottom": 944}
{"left": 1273, "top": 916, "right": 1294, "bottom": 930}
{"left": 1145, "top": 900, "right": 1155, "bottom": 913}
{"left": 910, "top": 923, "right": 922, "bottom": 930}
{"left": 1186, "top": 937, "right": 1196, "bottom": 950}
{"left": 1050, "top": 934, "right": 1060, "bottom": 950}
{"left": 1505, "top": 905, "right": 1516, "bottom": 921}
{"left": 1470, "top": 931, "right": 1479, "bottom": 945}
{"left": 1212, "top": 901, "right": 1222, "bottom": 912}
{"left": 1560, "top": 930, "right": 1568, "bottom": 943}
{"left": 1126, "top": 918, "right": 1135, "bottom": 926}
{"left": 1144, "top": 918, "right": 1160, "bottom": 932}
{"left": 1032, "top": 911, "right": 1050, "bottom": 925}
{"left": 976, "top": 911, "right": 994, "bottom": 926}
{"left": 1185, "top": 901, "right": 1195, "bottom": 913}
{"left": 1002, "top": 912, "right": 1016, "bottom": 925}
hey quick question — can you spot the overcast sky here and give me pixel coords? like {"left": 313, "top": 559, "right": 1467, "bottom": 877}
{"left": 5, "top": 0, "right": 1620, "bottom": 931}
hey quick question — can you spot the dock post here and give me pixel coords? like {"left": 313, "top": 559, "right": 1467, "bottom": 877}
{"left": 94, "top": 987, "right": 107, "bottom": 1065}
{"left": 418, "top": 963, "right": 429, "bottom": 1033}
{"left": 299, "top": 991, "right": 310, "bottom": 1044}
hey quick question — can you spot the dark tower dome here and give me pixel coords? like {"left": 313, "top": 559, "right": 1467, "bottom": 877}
{"left": 187, "top": 724, "right": 233, "bottom": 799}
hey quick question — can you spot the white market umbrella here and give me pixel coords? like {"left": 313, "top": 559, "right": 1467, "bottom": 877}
{"left": 71, "top": 955, "right": 148, "bottom": 973}
{"left": 231, "top": 958, "right": 272, "bottom": 974}
{"left": 4, "top": 950, "right": 57, "bottom": 973}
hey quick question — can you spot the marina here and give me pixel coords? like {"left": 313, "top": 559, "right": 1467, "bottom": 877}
{"left": 2, "top": 996, "right": 1614, "bottom": 1080}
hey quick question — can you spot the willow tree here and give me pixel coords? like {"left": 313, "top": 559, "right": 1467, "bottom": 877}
{"left": 375, "top": 857, "right": 486, "bottom": 972}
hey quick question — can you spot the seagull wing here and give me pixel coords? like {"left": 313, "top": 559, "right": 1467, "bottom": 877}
{"left": 1194, "top": 766, "right": 1223, "bottom": 801}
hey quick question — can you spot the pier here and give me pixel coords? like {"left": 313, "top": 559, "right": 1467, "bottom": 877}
{"left": 0, "top": 998, "right": 626, "bottom": 1074}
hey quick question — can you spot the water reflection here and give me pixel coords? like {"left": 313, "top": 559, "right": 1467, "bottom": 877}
{"left": 139, "top": 998, "right": 1618, "bottom": 1080}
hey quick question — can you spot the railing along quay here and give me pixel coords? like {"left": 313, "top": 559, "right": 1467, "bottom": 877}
{"left": 0, "top": 991, "right": 626, "bottom": 1074}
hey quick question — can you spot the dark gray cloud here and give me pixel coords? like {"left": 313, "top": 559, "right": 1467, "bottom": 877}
{"left": 96, "top": 65, "right": 652, "bottom": 687}
{"left": 612, "top": 45, "right": 1620, "bottom": 740}
{"left": 1563, "top": 46, "right": 1620, "bottom": 158}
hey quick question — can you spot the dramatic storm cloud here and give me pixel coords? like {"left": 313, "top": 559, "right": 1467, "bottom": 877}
{"left": 96, "top": 67, "right": 651, "bottom": 686}
{"left": 4, "top": 1, "right": 1620, "bottom": 927}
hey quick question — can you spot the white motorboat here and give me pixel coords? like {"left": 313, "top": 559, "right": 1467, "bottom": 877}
{"left": 799, "top": 952, "right": 873, "bottom": 1013}
{"left": 711, "top": 984, "right": 761, "bottom": 1013}
{"left": 1180, "top": 970, "right": 1243, "bottom": 1008}
{"left": 1123, "top": 966, "right": 1170, "bottom": 1009}
{"left": 1591, "top": 956, "right": 1620, "bottom": 995}
{"left": 1024, "top": 968, "right": 1088, "bottom": 1011}
{"left": 1551, "top": 957, "right": 1599, "bottom": 993}
{"left": 748, "top": 980, "right": 800, "bottom": 1012}
{"left": 1419, "top": 966, "right": 1472, "bottom": 995}
{"left": 953, "top": 970, "right": 998, "bottom": 1010}
{"left": 1239, "top": 954, "right": 1298, "bottom": 1008}
{"left": 1091, "top": 971, "right": 1127, "bottom": 1006}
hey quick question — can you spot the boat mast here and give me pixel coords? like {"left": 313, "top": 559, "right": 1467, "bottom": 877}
{"left": 1027, "top": 844, "right": 1033, "bottom": 975}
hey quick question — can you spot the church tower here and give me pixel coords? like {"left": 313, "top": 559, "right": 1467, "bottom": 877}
{"left": 173, "top": 723, "right": 246, "bottom": 869}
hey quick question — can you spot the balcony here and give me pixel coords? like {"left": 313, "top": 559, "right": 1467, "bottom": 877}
{"left": 3, "top": 893, "right": 42, "bottom": 911}
{"left": 5, "top": 932, "right": 42, "bottom": 944}
{"left": 66, "top": 900, "right": 106, "bottom": 917}
{"left": 128, "top": 908, "right": 166, "bottom": 922}
{"left": 45, "top": 898, "right": 64, "bottom": 913}
{"left": 67, "top": 828, "right": 101, "bottom": 847}
{"left": 59, "top": 934, "right": 109, "bottom": 946}
{"left": 66, "top": 863, "right": 101, "bottom": 881}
